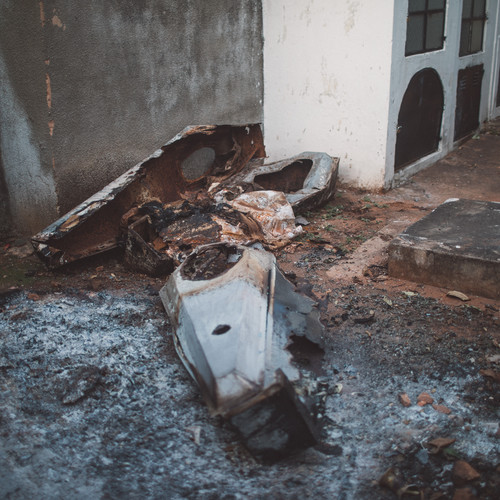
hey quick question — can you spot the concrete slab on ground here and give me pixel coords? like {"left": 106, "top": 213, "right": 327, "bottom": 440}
{"left": 388, "top": 199, "right": 500, "bottom": 299}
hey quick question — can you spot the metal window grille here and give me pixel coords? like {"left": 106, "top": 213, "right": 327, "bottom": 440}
{"left": 405, "top": 0, "right": 446, "bottom": 56}
{"left": 459, "top": 0, "right": 487, "bottom": 56}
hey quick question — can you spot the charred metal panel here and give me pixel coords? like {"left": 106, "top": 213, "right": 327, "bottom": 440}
{"left": 31, "top": 125, "right": 266, "bottom": 268}
{"left": 454, "top": 64, "right": 484, "bottom": 142}
{"left": 122, "top": 200, "right": 264, "bottom": 276}
{"left": 229, "top": 152, "right": 338, "bottom": 214}
{"left": 160, "top": 243, "right": 322, "bottom": 459}
{"left": 395, "top": 68, "right": 444, "bottom": 171}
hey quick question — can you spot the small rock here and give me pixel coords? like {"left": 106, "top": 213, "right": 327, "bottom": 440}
{"left": 186, "top": 425, "right": 202, "bottom": 445}
{"left": 399, "top": 393, "right": 411, "bottom": 407}
{"left": 433, "top": 404, "right": 451, "bottom": 415}
{"left": 417, "top": 392, "right": 434, "bottom": 406}
{"left": 416, "top": 448, "right": 429, "bottom": 464}
{"left": 453, "top": 460, "right": 480, "bottom": 483}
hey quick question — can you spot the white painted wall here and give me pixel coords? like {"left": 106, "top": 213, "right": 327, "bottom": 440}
{"left": 264, "top": 0, "right": 500, "bottom": 190}
{"left": 263, "top": 0, "right": 395, "bottom": 190}
{"left": 487, "top": 3, "right": 500, "bottom": 119}
{"left": 388, "top": 0, "right": 500, "bottom": 186}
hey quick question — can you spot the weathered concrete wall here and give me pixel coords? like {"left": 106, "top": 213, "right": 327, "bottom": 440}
{"left": 0, "top": 0, "right": 263, "bottom": 234}
{"left": 0, "top": 0, "right": 59, "bottom": 234}
{"left": 0, "top": 148, "right": 12, "bottom": 235}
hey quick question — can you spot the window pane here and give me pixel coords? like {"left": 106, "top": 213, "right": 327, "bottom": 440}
{"left": 426, "top": 12, "right": 444, "bottom": 50}
{"left": 428, "top": 0, "right": 445, "bottom": 10}
{"left": 409, "top": 0, "right": 426, "bottom": 13}
{"left": 460, "top": 20, "right": 471, "bottom": 55}
{"left": 462, "top": 0, "right": 473, "bottom": 18}
{"left": 470, "top": 20, "right": 484, "bottom": 52}
{"left": 473, "top": 0, "right": 485, "bottom": 17}
{"left": 406, "top": 14, "right": 425, "bottom": 54}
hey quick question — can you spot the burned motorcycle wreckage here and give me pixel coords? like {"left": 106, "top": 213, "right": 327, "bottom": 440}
{"left": 32, "top": 124, "right": 339, "bottom": 459}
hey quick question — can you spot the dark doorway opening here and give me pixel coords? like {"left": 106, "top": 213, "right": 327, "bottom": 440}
{"left": 455, "top": 64, "right": 484, "bottom": 141}
{"left": 395, "top": 68, "right": 444, "bottom": 171}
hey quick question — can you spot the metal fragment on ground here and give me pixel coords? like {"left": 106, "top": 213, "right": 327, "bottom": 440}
{"left": 159, "top": 242, "right": 323, "bottom": 460}
{"left": 229, "top": 190, "right": 303, "bottom": 248}
{"left": 230, "top": 152, "right": 339, "bottom": 214}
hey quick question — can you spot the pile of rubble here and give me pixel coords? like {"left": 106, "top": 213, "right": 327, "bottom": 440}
{"left": 30, "top": 124, "right": 339, "bottom": 460}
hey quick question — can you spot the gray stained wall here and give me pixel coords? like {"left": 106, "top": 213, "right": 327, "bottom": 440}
{"left": 0, "top": 0, "right": 263, "bottom": 234}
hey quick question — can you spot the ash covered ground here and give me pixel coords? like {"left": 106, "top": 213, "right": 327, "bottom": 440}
{"left": 1, "top": 276, "right": 499, "bottom": 499}
{"left": 1, "top": 121, "right": 500, "bottom": 499}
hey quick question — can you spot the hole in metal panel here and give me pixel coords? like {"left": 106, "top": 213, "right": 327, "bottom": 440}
{"left": 254, "top": 160, "right": 313, "bottom": 193}
{"left": 181, "top": 147, "right": 216, "bottom": 180}
{"left": 212, "top": 324, "right": 231, "bottom": 336}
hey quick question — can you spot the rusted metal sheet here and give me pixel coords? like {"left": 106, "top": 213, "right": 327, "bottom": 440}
{"left": 32, "top": 124, "right": 339, "bottom": 275}
{"left": 31, "top": 124, "right": 266, "bottom": 268}
{"left": 160, "top": 243, "right": 322, "bottom": 460}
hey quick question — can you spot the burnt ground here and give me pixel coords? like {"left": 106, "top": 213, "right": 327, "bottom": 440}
{"left": 1, "top": 120, "right": 499, "bottom": 499}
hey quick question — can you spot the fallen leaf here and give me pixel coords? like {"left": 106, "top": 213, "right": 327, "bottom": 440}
{"left": 479, "top": 369, "right": 500, "bottom": 383}
{"left": 383, "top": 297, "right": 393, "bottom": 307}
{"left": 453, "top": 460, "right": 480, "bottom": 482}
{"left": 427, "top": 437, "right": 456, "bottom": 454}
{"left": 432, "top": 404, "right": 452, "bottom": 415}
{"left": 402, "top": 291, "right": 417, "bottom": 297}
{"left": 447, "top": 290, "right": 470, "bottom": 301}
{"left": 27, "top": 293, "right": 40, "bottom": 301}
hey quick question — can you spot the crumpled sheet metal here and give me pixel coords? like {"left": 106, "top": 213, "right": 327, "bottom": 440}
{"left": 31, "top": 124, "right": 266, "bottom": 268}
{"left": 231, "top": 152, "right": 339, "bottom": 214}
{"left": 160, "top": 243, "right": 322, "bottom": 459}
{"left": 121, "top": 191, "right": 300, "bottom": 276}
{"left": 228, "top": 190, "right": 303, "bottom": 247}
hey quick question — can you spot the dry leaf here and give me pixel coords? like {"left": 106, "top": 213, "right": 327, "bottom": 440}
{"left": 479, "top": 369, "right": 500, "bottom": 383}
{"left": 427, "top": 437, "right": 456, "bottom": 454}
{"left": 446, "top": 290, "right": 470, "bottom": 301}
